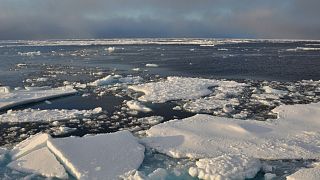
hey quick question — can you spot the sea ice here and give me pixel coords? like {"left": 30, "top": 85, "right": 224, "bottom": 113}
{"left": 286, "top": 163, "right": 320, "bottom": 180}
{"left": 47, "top": 131, "right": 145, "bottom": 180}
{"left": 0, "top": 107, "right": 102, "bottom": 123}
{"left": 188, "top": 154, "right": 261, "bottom": 180}
{"left": 129, "top": 77, "right": 223, "bottom": 103}
{"left": 126, "top": 100, "right": 152, "bottom": 113}
{"left": 10, "top": 133, "right": 50, "bottom": 160}
{"left": 142, "top": 102, "right": 320, "bottom": 160}
{"left": 0, "top": 86, "right": 77, "bottom": 110}
{"left": 7, "top": 147, "right": 68, "bottom": 179}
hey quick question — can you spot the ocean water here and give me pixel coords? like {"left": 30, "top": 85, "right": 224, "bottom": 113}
{"left": 0, "top": 39, "right": 320, "bottom": 179}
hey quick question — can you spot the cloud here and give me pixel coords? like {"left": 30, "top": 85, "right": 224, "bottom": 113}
{"left": 0, "top": 0, "right": 319, "bottom": 39}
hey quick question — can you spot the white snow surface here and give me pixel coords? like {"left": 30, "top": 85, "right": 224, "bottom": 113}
{"left": 47, "top": 131, "right": 145, "bottom": 180}
{"left": 286, "top": 163, "right": 320, "bottom": 180}
{"left": 7, "top": 147, "right": 68, "bottom": 179}
{"left": 0, "top": 86, "right": 77, "bottom": 110}
{"left": 126, "top": 100, "right": 152, "bottom": 113}
{"left": 0, "top": 107, "right": 102, "bottom": 123}
{"left": 129, "top": 77, "right": 227, "bottom": 103}
{"left": 142, "top": 102, "right": 320, "bottom": 160}
{"left": 188, "top": 154, "right": 261, "bottom": 180}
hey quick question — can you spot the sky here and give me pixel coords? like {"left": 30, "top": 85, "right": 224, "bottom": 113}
{"left": 0, "top": 0, "right": 319, "bottom": 40}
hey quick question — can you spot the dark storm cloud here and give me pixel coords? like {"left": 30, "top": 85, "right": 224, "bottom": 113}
{"left": 0, "top": 0, "right": 319, "bottom": 39}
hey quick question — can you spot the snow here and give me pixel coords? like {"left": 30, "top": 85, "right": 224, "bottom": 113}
{"left": 7, "top": 147, "right": 68, "bottom": 179}
{"left": 286, "top": 163, "right": 320, "bottom": 180}
{"left": 126, "top": 100, "right": 152, "bottom": 113}
{"left": 0, "top": 86, "right": 77, "bottom": 110}
{"left": 129, "top": 77, "right": 223, "bottom": 103}
{"left": 47, "top": 131, "right": 145, "bottom": 180}
{"left": 145, "top": 64, "right": 159, "bottom": 67}
{"left": 188, "top": 154, "right": 261, "bottom": 180}
{"left": 0, "top": 107, "right": 102, "bottom": 123}
{"left": 10, "top": 133, "right": 50, "bottom": 160}
{"left": 142, "top": 102, "right": 320, "bottom": 160}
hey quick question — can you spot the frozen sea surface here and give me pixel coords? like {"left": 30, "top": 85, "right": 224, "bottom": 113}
{"left": 0, "top": 39, "right": 320, "bottom": 179}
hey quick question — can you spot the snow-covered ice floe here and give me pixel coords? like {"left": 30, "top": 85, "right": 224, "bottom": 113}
{"left": 6, "top": 131, "right": 145, "bottom": 179}
{"left": 0, "top": 107, "right": 102, "bottom": 123}
{"left": 129, "top": 76, "right": 239, "bottom": 103}
{"left": 0, "top": 86, "right": 77, "bottom": 110}
{"left": 143, "top": 102, "right": 320, "bottom": 159}
{"left": 286, "top": 162, "right": 320, "bottom": 180}
{"left": 141, "top": 102, "right": 320, "bottom": 178}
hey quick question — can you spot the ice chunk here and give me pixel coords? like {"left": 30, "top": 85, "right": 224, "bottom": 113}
{"left": 10, "top": 133, "right": 50, "bottom": 160}
{"left": 129, "top": 77, "right": 222, "bottom": 103}
{"left": 88, "top": 75, "right": 115, "bottom": 86}
{"left": 0, "top": 107, "right": 102, "bottom": 123}
{"left": 0, "top": 86, "right": 77, "bottom": 110}
{"left": 47, "top": 131, "right": 145, "bottom": 180}
{"left": 106, "top": 47, "right": 115, "bottom": 52}
{"left": 263, "top": 86, "right": 288, "bottom": 95}
{"left": 0, "top": 86, "right": 11, "bottom": 93}
{"left": 126, "top": 100, "right": 152, "bottom": 113}
{"left": 137, "top": 116, "right": 164, "bottom": 125}
{"left": 18, "top": 51, "right": 41, "bottom": 56}
{"left": 188, "top": 154, "right": 261, "bottom": 179}
{"left": 88, "top": 75, "right": 142, "bottom": 86}
{"left": 7, "top": 147, "right": 68, "bottom": 179}
{"left": 286, "top": 164, "right": 320, "bottom": 180}
{"left": 145, "top": 64, "right": 159, "bottom": 67}
{"left": 142, "top": 102, "right": 320, "bottom": 160}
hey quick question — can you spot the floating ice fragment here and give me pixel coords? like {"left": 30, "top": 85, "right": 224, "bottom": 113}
{"left": 0, "top": 86, "right": 77, "bottom": 110}
{"left": 126, "top": 100, "right": 152, "bottom": 113}
{"left": 145, "top": 64, "right": 159, "bottom": 67}
{"left": 0, "top": 107, "right": 103, "bottom": 123}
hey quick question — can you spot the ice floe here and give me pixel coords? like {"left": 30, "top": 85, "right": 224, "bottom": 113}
{"left": 8, "top": 147, "right": 68, "bottom": 179}
{"left": 188, "top": 154, "right": 261, "bottom": 180}
{"left": 47, "top": 131, "right": 145, "bottom": 179}
{"left": 5, "top": 131, "right": 145, "bottom": 179}
{"left": 0, "top": 86, "right": 77, "bottom": 110}
{"left": 129, "top": 77, "right": 222, "bottom": 103}
{"left": 142, "top": 102, "right": 320, "bottom": 160}
{"left": 286, "top": 162, "right": 320, "bottom": 180}
{"left": 0, "top": 107, "right": 102, "bottom": 123}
